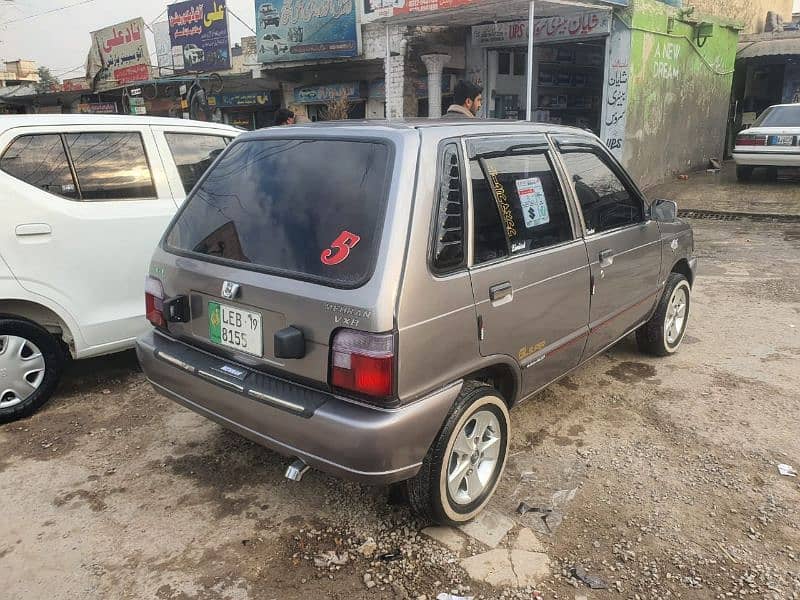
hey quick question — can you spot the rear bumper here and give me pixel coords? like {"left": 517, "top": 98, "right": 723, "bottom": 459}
{"left": 136, "top": 330, "right": 460, "bottom": 485}
{"left": 733, "top": 152, "right": 800, "bottom": 167}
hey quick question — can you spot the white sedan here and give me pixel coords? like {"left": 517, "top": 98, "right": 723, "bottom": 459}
{"left": 733, "top": 103, "right": 800, "bottom": 181}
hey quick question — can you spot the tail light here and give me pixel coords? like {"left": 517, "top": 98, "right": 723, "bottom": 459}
{"left": 736, "top": 134, "right": 767, "bottom": 147}
{"left": 145, "top": 276, "right": 166, "bottom": 328}
{"left": 331, "top": 329, "right": 394, "bottom": 400}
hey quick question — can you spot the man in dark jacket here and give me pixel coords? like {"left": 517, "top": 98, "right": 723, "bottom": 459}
{"left": 444, "top": 80, "right": 483, "bottom": 118}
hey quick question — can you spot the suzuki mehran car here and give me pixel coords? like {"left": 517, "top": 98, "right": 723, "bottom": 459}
{"left": 137, "top": 120, "right": 696, "bottom": 525}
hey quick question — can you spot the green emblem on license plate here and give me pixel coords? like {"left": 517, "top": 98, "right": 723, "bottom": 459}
{"left": 209, "top": 302, "right": 221, "bottom": 343}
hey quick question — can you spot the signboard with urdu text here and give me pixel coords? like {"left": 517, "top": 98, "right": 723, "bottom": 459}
{"left": 168, "top": 0, "right": 232, "bottom": 72}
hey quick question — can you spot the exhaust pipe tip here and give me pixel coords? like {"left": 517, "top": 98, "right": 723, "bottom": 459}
{"left": 285, "top": 458, "right": 310, "bottom": 482}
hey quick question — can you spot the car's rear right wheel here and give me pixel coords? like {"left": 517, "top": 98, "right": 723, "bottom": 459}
{"left": 407, "top": 381, "right": 509, "bottom": 525}
{"left": 736, "top": 165, "right": 754, "bottom": 181}
{"left": 0, "top": 318, "right": 64, "bottom": 423}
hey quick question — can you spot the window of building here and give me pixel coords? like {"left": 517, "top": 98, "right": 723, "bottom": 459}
{"left": 64, "top": 132, "right": 156, "bottom": 200}
{"left": 165, "top": 133, "right": 231, "bottom": 194}
{"left": 0, "top": 134, "right": 78, "bottom": 199}
{"left": 498, "top": 52, "right": 512, "bottom": 75}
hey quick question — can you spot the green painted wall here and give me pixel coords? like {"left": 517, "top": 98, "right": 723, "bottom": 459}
{"left": 622, "top": 0, "right": 739, "bottom": 187}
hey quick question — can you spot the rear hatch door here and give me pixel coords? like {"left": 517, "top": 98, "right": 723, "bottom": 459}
{"left": 154, "top": 130, "right": 415, "bottom": 387}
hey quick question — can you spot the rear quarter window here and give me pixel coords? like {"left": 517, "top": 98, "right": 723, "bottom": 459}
{"left": 165, "top": 138, "right": 393, "bottom": 288}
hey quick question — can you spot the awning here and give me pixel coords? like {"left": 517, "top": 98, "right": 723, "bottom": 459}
{"left": 737, "top": 36, "right": 800, "bottom": 59}
{"left": 372, "top": 0, "right": 618, "bottom": 26}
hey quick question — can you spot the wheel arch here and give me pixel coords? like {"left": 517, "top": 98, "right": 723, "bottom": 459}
{"left": 670, "top": 258, "right": 694, "bottom": 287}
{"left": 460, "top": 359, "right": 520, "bottom": 408}
{"left": 0, "top": 299, "right": 78, "bottom": 357}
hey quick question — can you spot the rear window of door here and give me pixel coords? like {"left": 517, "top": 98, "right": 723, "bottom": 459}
{"left": 0, "top": 134, "right": 78, "bottom": 199}
{"left": 165, "top": 138, "right": 393, "bottom": 288}
{"left": 64, "top": 132, "right": 156, "bottom": 200}
{"left": 467, "top": 136, "right": 574, "bottom": 265}
{"left": 556, "top": 144, "right": 644, "bottom": 234}
{"left": 164, "top": 133, "right": 230, "bottom": 194}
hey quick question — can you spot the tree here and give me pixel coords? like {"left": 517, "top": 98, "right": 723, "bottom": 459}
{"left": 35, "top": 66, "right": 58, "bottom": 93}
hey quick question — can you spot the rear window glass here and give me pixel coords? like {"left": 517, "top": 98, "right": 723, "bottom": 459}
{"left": 165, "top": 138, "right": 392, "bottom": 287}
{"left": 754, "top": 105, "right": 800, "bottom": 127}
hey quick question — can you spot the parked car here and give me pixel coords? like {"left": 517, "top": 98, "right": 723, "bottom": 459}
{"left": 0, "top": 114, "right": 239, "bottom": 422}
{"left": 733, "top": 103, "right": 800, "bottom": 181}
{"left": 137, "top": 121, "right": 696, "bottom": 525}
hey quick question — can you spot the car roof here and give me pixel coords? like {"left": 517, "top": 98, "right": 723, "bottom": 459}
{"left": 0, "top": 114, "right": 240, "bottom": 133}
{"left": 239, "top": 119, "right": 598, "bottom": 141}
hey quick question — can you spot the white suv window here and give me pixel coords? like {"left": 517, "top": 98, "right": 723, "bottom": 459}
{"left": 164, "top": 133, "right": 230, "bottom": 194}
{"left": 0, "top": 134, "right": 78, "bottom": 199}
{"left": 64, "top": 132, "right": 156, "bottom": 200}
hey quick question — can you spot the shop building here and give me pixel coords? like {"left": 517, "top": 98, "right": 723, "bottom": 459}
{"left": 372, "top": 0, "right": 741, "bottom": 186}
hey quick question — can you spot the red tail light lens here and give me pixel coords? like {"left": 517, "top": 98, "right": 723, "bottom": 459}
{"left": 145, "top": 276, "right": 166, "bottom": 328}
{"left": 736, "top": 134, "right": 767, "bottom": 146}
{"left": 331, "top": 330, "right": 394, "bottom": 399}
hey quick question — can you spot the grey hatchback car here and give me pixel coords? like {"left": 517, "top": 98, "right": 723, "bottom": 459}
{"left": 137, "top": 120, "right": 696, "bottom": 525}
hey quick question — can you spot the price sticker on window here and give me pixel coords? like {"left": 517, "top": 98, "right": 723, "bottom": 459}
{"left": 516, "top": 177, "right": 550, "bottom": 228}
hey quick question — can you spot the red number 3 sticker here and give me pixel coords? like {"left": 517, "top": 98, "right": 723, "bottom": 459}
{"left": 321, "top": 231, "right": 361, "bottom": 266}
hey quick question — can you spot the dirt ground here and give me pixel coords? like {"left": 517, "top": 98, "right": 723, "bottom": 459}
{"left": 1, "top": 215, "right": 799, "bottom": 600}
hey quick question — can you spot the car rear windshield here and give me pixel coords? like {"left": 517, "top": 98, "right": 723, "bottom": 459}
{"left": 754, "top": 105, "right": 800, "bottom": 127}
{"left": 165, "top": 138, "right": 393, "bottom": 287}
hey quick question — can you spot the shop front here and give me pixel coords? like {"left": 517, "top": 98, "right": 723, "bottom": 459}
{"left": 471, "top": 10, "right": 613, "bottom": 133}
{"left": 209, "top": 90, "right": 280, "bottom": 129}
{"left": 292, "top": 81, "right": 367, "bottom": 121}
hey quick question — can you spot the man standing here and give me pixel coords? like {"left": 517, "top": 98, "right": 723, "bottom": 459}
{"left": 444, "top": 81, "right": 483, "bottom": 118}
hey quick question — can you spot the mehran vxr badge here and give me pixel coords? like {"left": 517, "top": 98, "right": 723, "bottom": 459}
{"left": 221, "top": 281, "right": 241, "bottom": 300}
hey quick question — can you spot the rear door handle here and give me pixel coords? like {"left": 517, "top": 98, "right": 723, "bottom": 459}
{"left": 15, "top": 223, "right": 52, "bottom": 237}
{"left": 599, "top": 249, "right": 615, "bottom": 268}
{"left": 489, "top": 282, "right": 513, "bottom": 304}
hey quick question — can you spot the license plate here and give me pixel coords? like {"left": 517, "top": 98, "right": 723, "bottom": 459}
{"left": 208, "top": 302, "right": 263, "bottom": 357}
{"left": 769, "top": 135, "right": 795, "bottom": 146}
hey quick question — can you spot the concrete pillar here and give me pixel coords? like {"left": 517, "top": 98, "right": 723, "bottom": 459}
{"left": 421, "top": 53, "right": 451, "bottom": 118}
{"left": 384, "top": 25, "right": 408, "bottom": 120}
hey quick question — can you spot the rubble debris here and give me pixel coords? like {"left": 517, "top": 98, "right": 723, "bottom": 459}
{"left": 571, "top": 565, "right": 608, "bottom": 589}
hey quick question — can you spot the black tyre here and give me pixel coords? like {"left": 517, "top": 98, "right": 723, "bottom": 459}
{"left": 636, "top": 273, "right": 691, "bottom": 357}
{"left": 0, "top": 318, "right": 64, "bottom": 423}
{"left": 736, "top": 165, "right": 753, "bottom": 182}
{"left": 407, "top": 381, "right": 510, "bottom": 525}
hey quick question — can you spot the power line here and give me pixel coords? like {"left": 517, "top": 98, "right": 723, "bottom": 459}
{"left": 227, "top": 8, "right": 256, "bottom": 35}
{"left": 0, "top": 0, "right": 97, "bottom": 26}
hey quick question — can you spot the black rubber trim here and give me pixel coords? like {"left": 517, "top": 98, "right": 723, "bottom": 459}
{"left": 152, "top": 332, "right": 329, "bottom": 419}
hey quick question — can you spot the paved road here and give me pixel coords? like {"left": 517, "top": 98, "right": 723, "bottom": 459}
{"left": 1, "top": 217, "right": 799, "bottom": 600}
{"left": 647, "top": 161, "right": 800, "bottom": 217}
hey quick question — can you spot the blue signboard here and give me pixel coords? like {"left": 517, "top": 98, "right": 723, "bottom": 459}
{"left": 255, "top": 0, "right": 360, "bottom": 64}
{"left": 168, "top": 0, "right": 232, "bottom": 72}
{"left": 293, "top": 82, "right": 363, "bottom": 104}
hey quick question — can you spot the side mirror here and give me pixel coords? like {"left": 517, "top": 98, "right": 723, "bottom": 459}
{"left": 651, "top": 198, "right": 678, "bottom": 222}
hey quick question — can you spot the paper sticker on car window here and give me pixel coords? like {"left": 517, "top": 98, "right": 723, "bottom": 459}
{"left": 516, "top": 177, "right": 550, "bottom": 229}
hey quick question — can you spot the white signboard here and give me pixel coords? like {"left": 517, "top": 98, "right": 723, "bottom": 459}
{"left": 153, "top": 21, "right": 175, "bottom": 75}
{"left": 600, "top": 20, "right": 631, "bottom": 161}
{"left": 472, "top": 11, "right": 612, "bottom": 47}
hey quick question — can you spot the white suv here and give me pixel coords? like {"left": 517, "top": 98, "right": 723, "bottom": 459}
{"left": 0, "top": 114, "right": 239, "bottom": 421}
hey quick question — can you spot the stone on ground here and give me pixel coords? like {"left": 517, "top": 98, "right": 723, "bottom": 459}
{"left": 513, "top": 528, "right": 545, "bottom": 553}
{"left": 459, "top": 549, "right": 517, "bottom": 587}
{"left": 459, "top": 510, "right": 515, "bottom": 548}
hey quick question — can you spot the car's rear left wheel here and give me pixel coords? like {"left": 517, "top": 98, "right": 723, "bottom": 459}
{"left": 0, "top": 318, "right": 64, "bottom": 423}
{"left": 407, "top": 381, "right": 510, "bottom": 525}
